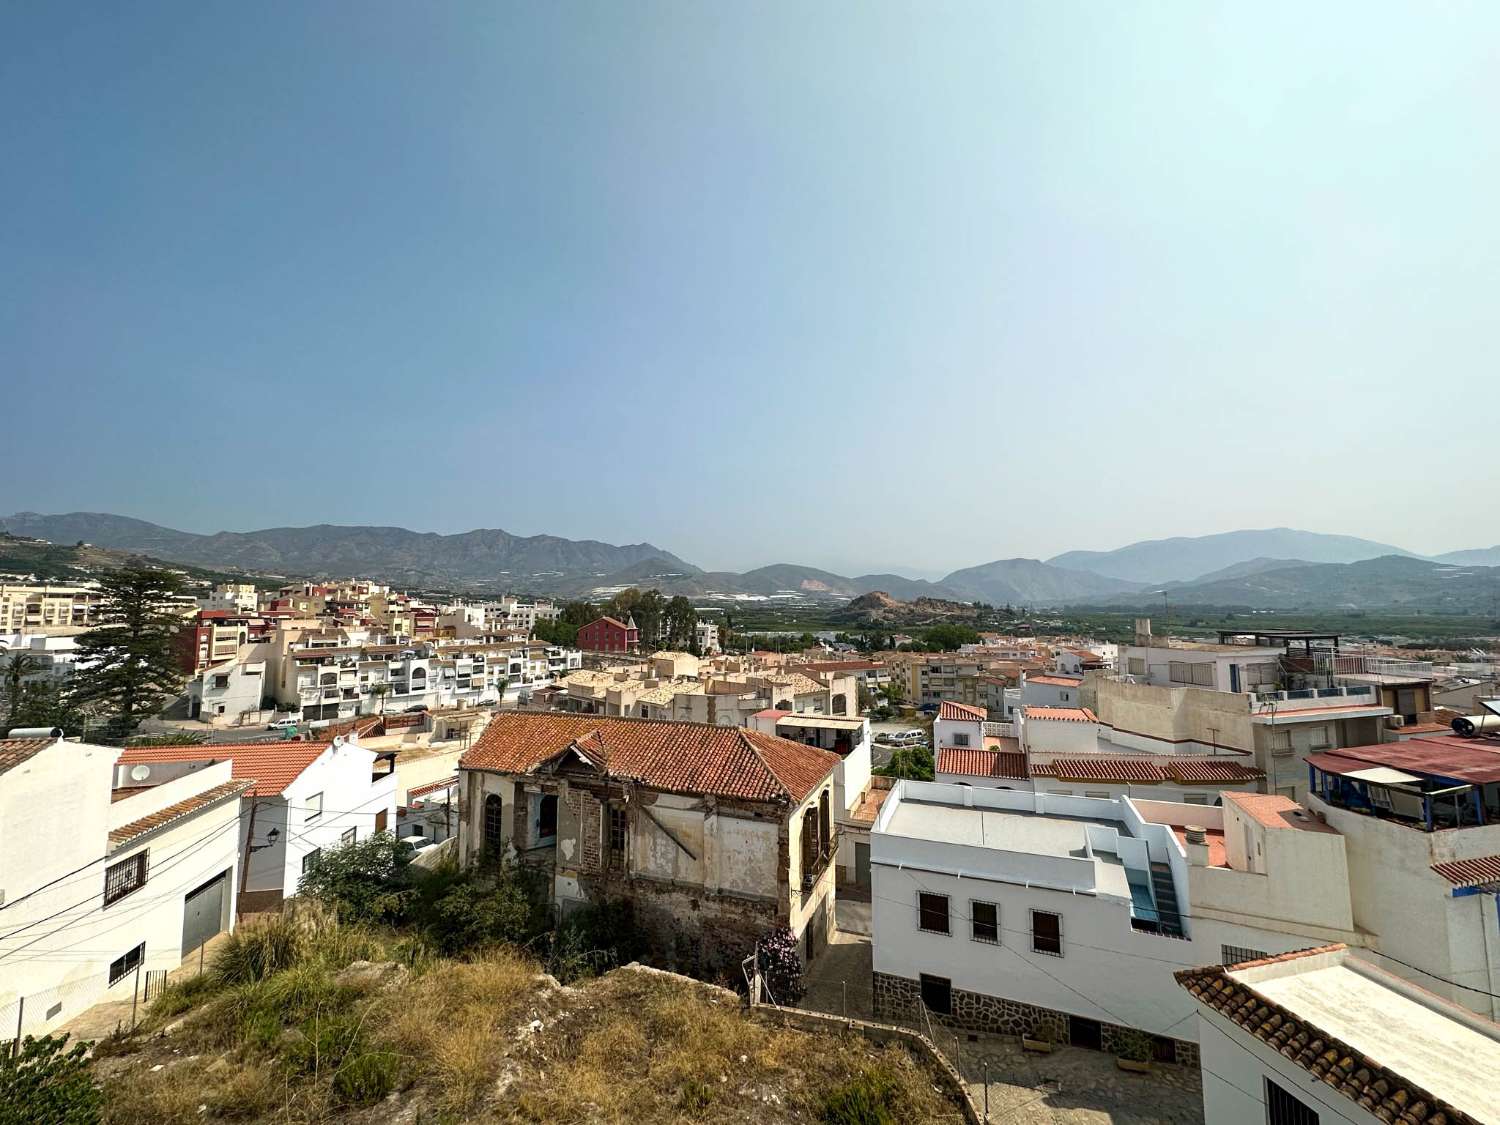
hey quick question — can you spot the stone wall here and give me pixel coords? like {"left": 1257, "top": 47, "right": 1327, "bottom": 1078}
{"left": 873, "top": 971, "right": 1196, "bottom": 1066}
{"left": 581, "top": 874, "right": 777, "bottom": 983}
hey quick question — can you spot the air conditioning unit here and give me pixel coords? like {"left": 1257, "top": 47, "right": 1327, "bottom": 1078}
{"left": 1386, "top": 715, "right": 1406, "bottom": 729}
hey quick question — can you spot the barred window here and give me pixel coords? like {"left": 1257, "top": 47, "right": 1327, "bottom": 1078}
{"left": 104, "top": 852, "right": 148, "bottom": 907}
{"left": 1031, "top": 909, "right": 1062, "bottom": 956}
{"left": 609, "top": 806, "right": 628, "bottom": 861}
{"left": 1221, "top": 944, "right": 1269, "bottom": 966}
{"left": 108, "top": 943, "right": 144, "bottom": 985}
{"left": 918, "top": 892, "right": 950, "bottom": 935}
{"left": 971, "top": 901, "right": 999, "bottom": 944}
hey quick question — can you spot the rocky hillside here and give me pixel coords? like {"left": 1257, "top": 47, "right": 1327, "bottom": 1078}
{"left": 830, "top": 591, "right": 983, "bottom": 625}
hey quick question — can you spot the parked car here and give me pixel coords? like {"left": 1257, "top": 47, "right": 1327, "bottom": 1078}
{"left": 266, "top": 717, "right": 300, "bottom": 734}
{"left": 404, "top": 705, "right": 428, "bottom": 714}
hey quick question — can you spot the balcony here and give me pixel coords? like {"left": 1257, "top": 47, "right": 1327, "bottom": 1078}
{"left": 800, "top": 837, "right": 837, "bottom": 893}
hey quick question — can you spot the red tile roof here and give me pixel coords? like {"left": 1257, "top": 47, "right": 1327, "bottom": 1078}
{"left": 937, "top": 701, "right": 986, "bottom": 722}
{"left": 1023, "top": 706, "right": 1097, "bottom": 722}
{"left": 935, "top": 748, "right": 1029, "bottom": 780}
{"left": 1164, "top": 759, "right": 1265, "bottom": 784}
{"left": 461, "top": 713, "right": 838, "bottom": 804}
{"left": 0, "top": 738, "right": 59, "bottom": 775}
{"left": 109, "top": 779, "right": 253, "bottom": 849}
{"left": 1176, "top": 946, "right": 1473, "bottom": 1125}
{"left": 1430, "top": 854, "right": 1500, "bottom": 889}
{"left": 407, "top": 775, "right": 458, "bottom": 800}
{"left": 117, "top": 739, "right": 329, "bottom": 797}
{"left": 1025, "top": 674, "right": 1084, "bottom": 688}
{"left": 1037, "top": 757, "right": 1164, "bottom": 782}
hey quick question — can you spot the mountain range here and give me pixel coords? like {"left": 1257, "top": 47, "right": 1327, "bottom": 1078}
{"left": 4, "top": 512, "right": 1497, "bottom": 612}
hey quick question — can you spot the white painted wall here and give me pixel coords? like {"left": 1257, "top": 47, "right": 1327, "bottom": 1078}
{"left": 1196, "top": 1010, "right": 1382, "bottom": 1125}
{"left": 0, "top": 751, "right": 241, "bottom": 1040}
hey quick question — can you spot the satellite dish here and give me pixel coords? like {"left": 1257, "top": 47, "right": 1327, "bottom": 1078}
{"left": 129, "top": 764, "right": 151, "bottom": 782}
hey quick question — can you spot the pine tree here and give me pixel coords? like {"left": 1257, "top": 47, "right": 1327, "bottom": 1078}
{"left": 68, "top": 565, "right": 186, "bottom": 742}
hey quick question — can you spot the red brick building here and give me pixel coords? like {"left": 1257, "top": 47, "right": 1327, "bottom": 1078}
{"left": 577, "top": 615, "right": 639, "bottom": 653}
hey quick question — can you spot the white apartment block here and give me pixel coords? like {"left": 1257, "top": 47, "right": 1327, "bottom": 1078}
{"left": 0, "top": 583, "right": 101, "bottom": 633}
{"left": 870, "top": 782, "right": 1361, "bottom": 1065}
{"left": 0, "top": 736, "right": 245, "bottom": 1041}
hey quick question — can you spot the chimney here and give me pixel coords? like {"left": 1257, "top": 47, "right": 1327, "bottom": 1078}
{"left": 1183, "top": 824, "right": 1210, "bottom": 867}
{"left": 1134, "top": 618, "right": 1153, "bottom": 647}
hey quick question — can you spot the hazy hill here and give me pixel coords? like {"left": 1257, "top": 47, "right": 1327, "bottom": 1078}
{"left": 1164, "top": 556, "right": 1311, "bottom": 586}
{"left": 1433, "top": 546, "right": 1500, "bottom": 566}
{"left": 940, "top": 557, "right": 1145, "bottom": 605}
{"left": 1048, "top": 528, "right": 1416, "bottom": 585}
{"left": 1109, "top": 555, "right": 1500, "bottom": 612}
{"left": 2, "top": 512, "right": 693, "bottom": 590}
{"left": 829, "top": 590, "right": 983, "bottom": 625}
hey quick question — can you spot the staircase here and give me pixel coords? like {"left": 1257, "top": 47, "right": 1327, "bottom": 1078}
{"left": 1148, "top": 862, "right": 1185, "bottom": 937}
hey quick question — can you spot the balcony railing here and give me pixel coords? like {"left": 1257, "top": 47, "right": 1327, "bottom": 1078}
{"left": 800, "top": 837, "right": 837, "bottom": 893}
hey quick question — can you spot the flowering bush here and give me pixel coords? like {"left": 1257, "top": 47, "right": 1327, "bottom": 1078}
{"left": 757, "top": 924, "right": 805, "bottom": 1006}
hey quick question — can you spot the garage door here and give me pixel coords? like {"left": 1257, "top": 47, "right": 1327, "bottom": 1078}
{"left": 182, "top": 871, "right": 228, "bottom": 956}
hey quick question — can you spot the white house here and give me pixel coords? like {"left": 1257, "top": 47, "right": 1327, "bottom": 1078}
{"left": 116, "top": 734, "right": 397, "bottom": 914}
{"left": 1179, "top": 944, "right": 1500, "bottom": 1125}
{"left": 869, "top": 782, "right": 1365, "bottom": 1066}
{"left": 1019, "top": 673, "right": 1084, "bottom": 708}
{"left": 0, "top": 735, "right": 246, "bottom": 1041}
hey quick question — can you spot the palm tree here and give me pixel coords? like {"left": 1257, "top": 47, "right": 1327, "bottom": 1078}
{"left": 371, "top": 683, "right": 389, "bottom": 715}
{"left": 2, "top": 649, "right": 45, "bottom": 729}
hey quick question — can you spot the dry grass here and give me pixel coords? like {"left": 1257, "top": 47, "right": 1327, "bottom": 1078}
{"left": 97, "top": 928, "right": 961, "bottom": 1124}
{"left": 495, "top": 971, "right": 957, "bottom": 1123}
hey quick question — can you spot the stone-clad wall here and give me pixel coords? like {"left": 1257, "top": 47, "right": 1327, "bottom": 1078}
{"left": 873, "top": 971, "right": 1197, "bottom": 1067}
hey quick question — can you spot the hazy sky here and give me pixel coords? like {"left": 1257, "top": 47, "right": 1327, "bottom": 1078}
{"left": 5, "top": 3, "right": 1498, "bottom": 576}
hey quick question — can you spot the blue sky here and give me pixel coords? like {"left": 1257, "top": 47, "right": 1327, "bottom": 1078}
{"left": 4, "top": 2, "right": 1497, "bottom": 576}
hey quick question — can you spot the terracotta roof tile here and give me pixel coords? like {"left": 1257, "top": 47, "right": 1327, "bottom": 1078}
{"left": 935, "top": 748, "right": 1029, "bottom": 780}
{"left": 0, "top": 738, "right": 59, "bottom": 775}
{"left": 460, "top": 713, "right": 838, "bottom": 804}
{"left": 1038, "top": 757, "right": 1164, "bottom": 782}
{"left": 937, "top": 701, "right": 986, "bottom": 722}
{"left": 109, "top": 779, "right": 252, "bottom": 849}
{"left": 117, "top": 739, "right": 330, "bottom": 797}
{"left": 1430, "top": 854, "right": 1500, "bottom": 889}
{"left": 407, "top": 775, "right": 458, "bottom": 800}
{"left": 1175, "top": 946, "right": 1476, "bottom": 1125}
{"left": 1023, "top": 706, "right": 1098, "bottom": 722}
{"left": 1164, "top": 759, "right": 1265, "bottom": 784}
{"left": 1025, "top": 675, "right": 1085, "bottom": 688}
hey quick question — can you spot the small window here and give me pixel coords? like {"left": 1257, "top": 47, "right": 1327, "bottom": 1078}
{"left": 104, "top": 852, "right": 148, "bottom": 906}
{"left": 1031, "top": 909, "right": 1062, "bottom": 956}
{"left": 1222, "top": 944, "right": 1269, "bottom": 966}
{"left": 1085, "top": 790, "right": 1109, "bottom": 800}
{"left": 108, "top": 943, "right": 145, "bottom": 986}
{"left": 306, "top": 792, "right": 323, "bottom": 822}
{"left": 1265, "top": 1077, "right": 1319, "bottom": 1125}
{"left": 917, "top": 892, "right": 950, "bottom": 935}
{"left": 1182, "top": 792, "right": 1210, "bottom": 805}
{"left": 301, "top": 848, "right": 323, "bottom": 874}
{"left": 971, "top": 900, "right": 999, "bottom": 944}
{"left": 341, "top": 828, "right": 356, "bottom": 846}
{"left": 1127, "top": 657, "right": 1145, "bottom": 676}
{"left": 952, "top": 732, "right": 970, "bottom": 748}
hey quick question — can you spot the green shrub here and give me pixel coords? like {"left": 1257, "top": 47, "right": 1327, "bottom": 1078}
{"left": 0, "top": 1034, "right": 102, "bottom": 1125}
{"left": 820, "top": 1067, "right": 900, "bottom": 1125}
{"left": 212, "top": 916, "right": 301, "bottom": 985}
{"left": 297, "top": 833, "right": 417, "bottom": 925}
{"left": 145, "top": 971, "right": 222, "bottom": 1022}
{"left": 421, "top": 860, "right": 546, "bottom": 955}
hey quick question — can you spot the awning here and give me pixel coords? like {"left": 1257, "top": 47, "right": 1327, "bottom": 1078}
{"left": 775, "top": 715, "right": 865, "bottom": 731}
{"left": 1345, "top": 766, "right": 1423, "bottom": 786}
